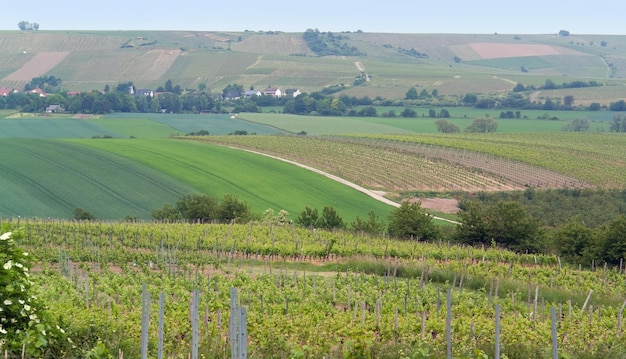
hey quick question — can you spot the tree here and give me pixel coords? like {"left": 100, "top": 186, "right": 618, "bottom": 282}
{"left": 610, "top": 115, "right": 626, "bottom": 133}
{"left": 405, "top": 87, "right": 418, "bottom": 100}
{"left": 387, "top": 201, "right": 440, "bottom": 240}
{"left": 116, "top": 81, "right": 134, "bottom": 94}
{"left": 462, "top": 93, "right": 478, "bottom": 105}
{"left": 562, "top": 118, "right": 589, "bottom": 132}
{"left": 543, "top": 79, "right": 557, "bottom": 90}
{"left": 73, "top": 207, "right": 95, "bottom": 221}
{"left": 165, "top": 79, "right": 174, "bottom": 93}
{"left": 454, "top": 201, "right": 543, "bottom": 253}
{"left": 513, "top": 83, "right": 527, "bottom": 92}
{"left": 599, "top": 215, "right": 626, "bottom": 265}
{"left": 610, "top": 100, "right": 626, "bottom": 112}
{"left": 588, "top": 102, "right": 601, "bottom": 111}
{"left": 176, "top": 194, "right": 219, "bottom": 223}
{"left": 151, "top": 204, "right": 181, "bottom": 221}
{"left": 351, "top": 210, "right": 385, "bottom": 235}
{"left": 465, "top": 118, "right": 497, "bottom": 133}
{"left": 262, "top": 209, "right": 292, "bottom": 226}
{"left": 318, "top": 206, "right": 346, "bottom": 230}
{"left": 401, "top": 108, "right": 417, "bottom": 117}
{"left": 216, "top": 194, "right": 252, "bottom": 223}
{"left": 551, "top": 219, "right": 596, "bottom": 265}
{"left": 563, "top": 95, "right": 574, "bottom": 107}
{"left": 295, "top": 206, "right": 319, "bottom": 228}
{"left": 358, "top": 106, "right": 377, "bottom": 117}
{"left": 435, "top": 119, "right": 460, "bottom": 133}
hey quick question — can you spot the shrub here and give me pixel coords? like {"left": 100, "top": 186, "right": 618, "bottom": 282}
{"left": 0, "top": 229, "right": 69, "bottom": 356}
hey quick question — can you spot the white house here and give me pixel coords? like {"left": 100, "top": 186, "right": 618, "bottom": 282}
{"left": 264, "top": 87, "right": 282, "bottom": 98}
{"left": 284, "top": 88, "right": 301, "bottom": 97}
{"left": 135, "top": 89, "right": 154, "bottom": 97}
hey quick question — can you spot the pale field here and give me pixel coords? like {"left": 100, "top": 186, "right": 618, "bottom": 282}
{"left": 1, "top": 51, "right": 69, "bottom": 81}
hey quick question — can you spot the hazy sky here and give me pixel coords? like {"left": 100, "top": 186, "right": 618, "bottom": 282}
{"left": 1, "top": 0, "right": 624, "bottom": 35}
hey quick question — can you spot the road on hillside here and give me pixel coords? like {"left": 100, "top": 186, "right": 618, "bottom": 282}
{"left": 355, "top": 62, "right": 370, "bottom": 81}
{"left": 229, "top": 146, "right": 459, "bottom": 224}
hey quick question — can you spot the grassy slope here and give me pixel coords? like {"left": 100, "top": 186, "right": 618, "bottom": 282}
{"left": 72, "top": 138, "right": 396, "bottom": 223}
{"left": 2, "top": 31, "right": 626, "bottom": 102}
{"left": 0, "top": 117, "right": 123, "bottom": 138}
{"left": 0, "top": 139, "right": 197, "bottom": 219}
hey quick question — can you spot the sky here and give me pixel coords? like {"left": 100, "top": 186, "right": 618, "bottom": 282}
{"left": 1, "top": 0, "right": 625, "bottom": 35}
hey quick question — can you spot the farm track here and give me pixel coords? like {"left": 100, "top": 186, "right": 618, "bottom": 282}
{"left": 189, "top": 135, "right": 587, "bottom": 195}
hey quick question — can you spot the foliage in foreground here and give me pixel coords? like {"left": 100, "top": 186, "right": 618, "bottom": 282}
{"left": 3, "top": 218, "right": 626, "bottom": 358}
{"left": 0, "top": 228, "right": 70, "bottom": 357}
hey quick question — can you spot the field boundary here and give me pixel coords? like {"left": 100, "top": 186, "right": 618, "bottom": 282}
{"left": 227, "top": 145, "right": 460, "bottom": 224}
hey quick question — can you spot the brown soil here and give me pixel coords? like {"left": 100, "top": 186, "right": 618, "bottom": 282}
{"left": 409, "top": 198, "right": 459, "bottom": 214}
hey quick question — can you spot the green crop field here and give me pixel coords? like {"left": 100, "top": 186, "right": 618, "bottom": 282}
{"left": 237, "top": 113, "right": 415, "bottom": 135}
{"left": 238, "top": 111, "right": 611, "bottom": 134}
{"left": 88, "top": 118, "right": 182, "bottom": 139}
{"left": 71, "top": 138, "right": 396, "bottom": 223}
{"left": 0, "top": 139, "right": 197, "bottom": 219}
{"left": 0, "top": 118, "right": 122, "bottom": 138}
{"left": 102, "top": 113, "right": 289, "bottom": 136}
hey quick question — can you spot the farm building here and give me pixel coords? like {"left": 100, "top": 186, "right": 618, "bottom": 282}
{"left": 244, "top": 90, "right": 262, "bottom": 98}
{"left": 0, "top": 87, "right": 15, "bottom": 96}
{"left": 45, "top": 105, "right": 64, "bottom": 113}
{"left": 264, "top": 87, "right": 282, "bottom": 98}
{"left": 284, "top": 88, "right": 301, "bottom": 97}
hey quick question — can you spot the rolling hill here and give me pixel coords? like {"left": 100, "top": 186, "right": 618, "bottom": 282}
{"left": 2, "top": 30, "right": 626, "bottom": 104}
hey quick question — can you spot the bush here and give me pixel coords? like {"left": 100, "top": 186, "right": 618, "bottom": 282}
{"left": 387, "top": 201, "right": 440, "bottom": 240}
{"left": 0, "top": 229, "right": 69, "bottom": 356}
{"left": 73, "top": 207, "right": 95, "bottom": 221}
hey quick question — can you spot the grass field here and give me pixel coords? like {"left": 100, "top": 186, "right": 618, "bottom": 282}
{"left": 0, "top": 136, "right": 397, "bottom": 221}
{"left": 239, "top": 111, "right": 612, "bottom": 134}
{"left": 236, "top": 113, "right": 416, "bottom": 135}
{"left": 0, "top": 118, "right": 123, "bottom": 138}
{"left": 103, "top": 113, "right": 289, "bottom": 135}
{"left": 71, "top": 138, "right": 396, "bottom": 222}
{"left": 0, "top": 139, "right": 197, "bottom": 219}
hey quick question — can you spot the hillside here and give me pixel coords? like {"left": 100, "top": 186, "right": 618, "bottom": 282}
{"left": 2, "top": 30, "right": 626, "bottom": 104}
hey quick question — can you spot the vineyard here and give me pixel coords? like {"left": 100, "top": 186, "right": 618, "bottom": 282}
{"left": 184, "top": 135, "right": 591, "bottom": 194}
{"left": 4, "top": 219, "right": 626, "bottom": 358}
{"left": 350, "top": 133, "right": 626, "bottom": 189}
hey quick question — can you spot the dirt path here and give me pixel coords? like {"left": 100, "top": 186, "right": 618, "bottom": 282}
{"left": 355, "top": 62, "right": 370, "bottom": 81}
{"left": 229, "top": 146, "right": 459, "bottom": 224}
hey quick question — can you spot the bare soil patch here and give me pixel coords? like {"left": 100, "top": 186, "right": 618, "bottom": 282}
{"left": 409, "top": 197, "right": 459, "bottom": 214}
{"left": 468, "top": 43, "right": 584, "bottom": 60}
{"left": 2, "top": 52, "right": 69, "bottom": 81}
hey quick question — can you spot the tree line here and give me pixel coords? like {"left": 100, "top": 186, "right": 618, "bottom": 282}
{"left": 72, "top": 188, "right": 626, "bottom": 269}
